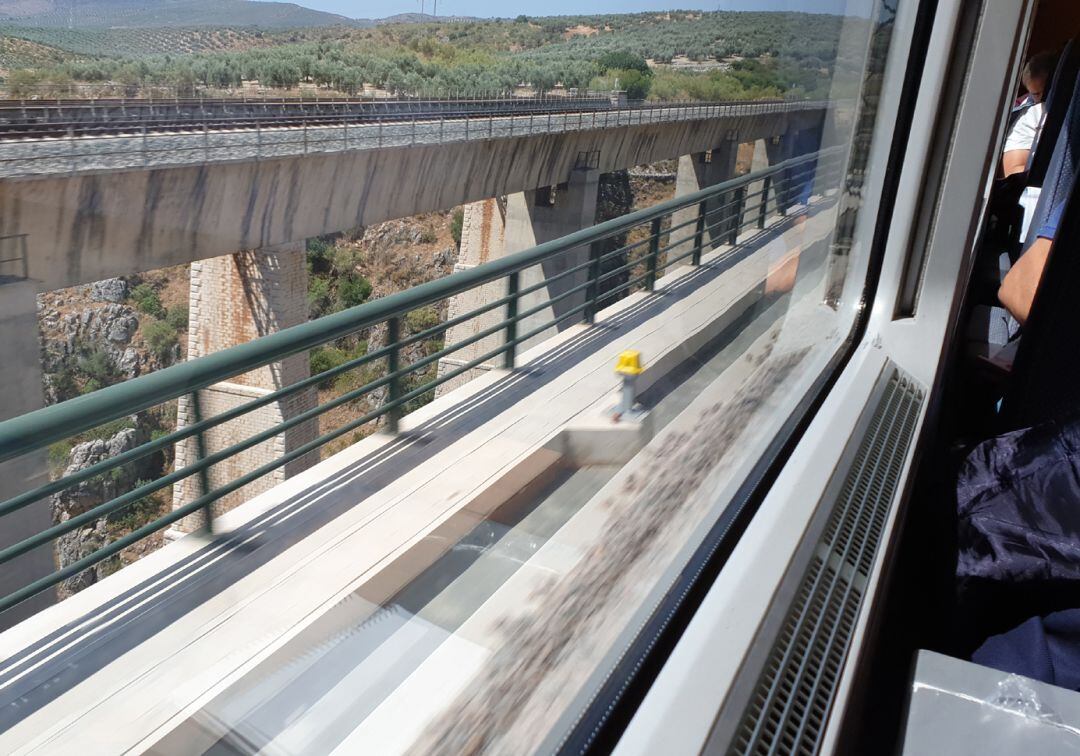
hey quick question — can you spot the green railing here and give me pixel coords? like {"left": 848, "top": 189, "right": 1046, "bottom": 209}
{"left": 0, "top": 146, "right": 843, "bottom": 614}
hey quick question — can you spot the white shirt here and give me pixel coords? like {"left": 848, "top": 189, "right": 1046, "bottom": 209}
{"left": 1004, "top": 101, "right": 1045, "bottom": 154}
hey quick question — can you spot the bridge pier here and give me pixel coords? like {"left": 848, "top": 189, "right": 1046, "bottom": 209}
{"left": 436, "top": 198, "right": 510, "bottom": 393}
{"left": 670, "top": 140, "right": 741, "bottom": 254}
{"left": 437, "top": 167, "right": 600, "bottom": 396}
{"left": 0, "top": 278, "right": 55, "bottom": 627}
{"left": 170, "top": 243, "right": 318, "bottom": 534}
{"left": 507, "top": 167, "right": 600, "bottom": 349}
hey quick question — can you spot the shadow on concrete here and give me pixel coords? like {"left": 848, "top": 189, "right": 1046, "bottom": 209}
{"left": 0, "top": 201, "right": 837, "bottom": 730}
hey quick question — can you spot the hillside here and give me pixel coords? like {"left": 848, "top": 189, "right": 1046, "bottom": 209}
{"left": 0, "top": 0, "right": 364, "bottom": 29}
{"left": 0, "top": 10, "right": 853, "bottom": 100}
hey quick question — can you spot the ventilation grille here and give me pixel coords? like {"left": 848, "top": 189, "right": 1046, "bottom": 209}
{"left": 729, "top": 367, "right": 924, "bottom": 756}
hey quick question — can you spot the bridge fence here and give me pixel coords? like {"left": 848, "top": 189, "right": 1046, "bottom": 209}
{"left": 0, "top": 146, "right": 844, "bottom": 615}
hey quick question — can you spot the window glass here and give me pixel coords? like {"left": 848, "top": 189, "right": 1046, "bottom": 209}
{"left": 0, "top": 2, "right": 905, "bottom": 753}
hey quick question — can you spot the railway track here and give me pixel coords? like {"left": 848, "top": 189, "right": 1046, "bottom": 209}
{"left": 0, "top": 96, "right": 618, "bottom": 140}
{"left": 0, "top": 97, "right": 799, "bottom": 140}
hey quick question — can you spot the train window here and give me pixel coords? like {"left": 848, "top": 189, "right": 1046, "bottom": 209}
{"left": 0, "top": 2, "right": 917, "bottom": 754}
{"left": 150, "top": 4, "right": 906, "bottom": 752}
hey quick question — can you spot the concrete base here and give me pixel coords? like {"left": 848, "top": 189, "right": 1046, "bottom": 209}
{"left": 171, "top": 244, "right": 318, "bottom": 533}
{"left": 0, "top": 278, "right": 55, "bottom": 628}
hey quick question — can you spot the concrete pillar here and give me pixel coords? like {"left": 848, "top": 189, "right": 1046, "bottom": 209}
{"left": 670, "top": 141, "right": 740, "bottom": 255}
{"left": 747, "top": 137, "right": 777, "bottom": 220}
{"left": 507, "top": 167, "right": 599, "bottom": 352}
{"left": 171, "top": 243, "right": 318, "bottom": 533}
{"left": 436, "top": 168, "right": 600, "bottom": 396}
{"left": 436, "top": 199, "right": 509, "bottom": 394}
{"left": 0, "top": 277, "right": 56, "bottom": 628}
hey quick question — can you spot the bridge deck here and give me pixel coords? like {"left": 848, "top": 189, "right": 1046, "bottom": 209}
{"left": 0, "top": 207, "right": 838, "bottom": 754}
{"left": 0, "top": 101, "right": 827, "bottom": 179}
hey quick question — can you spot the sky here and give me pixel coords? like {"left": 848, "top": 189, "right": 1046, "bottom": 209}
{"left": 290, "top": 0, "right": 853, "bottom": 21}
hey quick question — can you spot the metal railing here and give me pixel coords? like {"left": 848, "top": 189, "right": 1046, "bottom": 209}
{"left": 0, "top": 99, "right": 833, "bottom": 180}
{"left": 0, "top": 94, "right": 616, "bottom": 134}
{"left": 0, "top": 146, "right": 843, "bottom": 614}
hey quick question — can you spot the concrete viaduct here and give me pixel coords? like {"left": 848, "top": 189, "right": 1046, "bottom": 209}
{"left": 0, "top": 98, "right": 831, "bottom": 617}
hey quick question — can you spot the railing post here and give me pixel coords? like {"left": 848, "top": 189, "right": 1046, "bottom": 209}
{"left": 189, "top": 391, "right": 215, "bottom": 534}
{"left": 504, "top": 272, "right": 519, "bottom": 369}
{"left": 730, "top": 186, "right": 746, "bottom": 245}
{"left": 646, "top": 217, "right": 662, "bottom": 292}
{"left": 386, "top": 317, "right": 402, "bottom": 433}
{"left": 758, "top": 176, "right": 771, "bottom": 229}
{"left": 585, "top": 243, "right": 601, "bottom": 325}
{"left": 693, "top": 200, "right": 707, "bottom": 265}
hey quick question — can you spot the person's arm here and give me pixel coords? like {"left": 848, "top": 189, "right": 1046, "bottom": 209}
{"left": 999, "top": 236, "right": 1052, "bottom": 325}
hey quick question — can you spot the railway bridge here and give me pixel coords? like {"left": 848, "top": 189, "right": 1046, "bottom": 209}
{"left": 0, "top": 96, "right": 838, "bottom": 625}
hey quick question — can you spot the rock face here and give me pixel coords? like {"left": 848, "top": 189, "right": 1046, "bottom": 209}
{"left": 90, "top": 278, "right": 129, "bottom": 304}
{"left": 36, "top": 296, "right": 180, "bottom": 403}
{"left": 51, "top": 421, "right": 162, "bottom": 598}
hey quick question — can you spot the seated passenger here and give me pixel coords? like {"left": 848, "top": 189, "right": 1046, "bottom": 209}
{"left": 1002, "top": 52, "right": 1057, "bottom": 177}
{"left": 998, "top": 202, "right": 1061, "bottom": 324}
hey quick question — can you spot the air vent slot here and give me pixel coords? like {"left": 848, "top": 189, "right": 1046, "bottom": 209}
{"left": 728, "top": 367, "right": 924, "bottom": 756}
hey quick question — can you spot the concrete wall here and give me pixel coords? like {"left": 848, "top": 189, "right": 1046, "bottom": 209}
{"left": 171, "top": 244, "right": 318, "bottom": 532}
{"left": 0, "top": 278, "right": 56, "bottom": 628}
{"left": 0, "top": 110, "right": 826, "bottom": 294}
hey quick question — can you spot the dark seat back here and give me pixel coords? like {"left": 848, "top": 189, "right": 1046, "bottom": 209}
{"left": 1002, "top": 181, "right": 1080, "bottom": 428}
{"left": 1025, "top": 62, "right": 1080, "bottom": 248}
{"left": 1027, "top": 38, "right": 1080, "bottom": 188}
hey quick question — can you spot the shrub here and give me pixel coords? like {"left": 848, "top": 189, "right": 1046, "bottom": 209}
{"left": 613, "top": 68, "right": 652, "bottom": 100}
{"left": 331, "top": 245, "right": 362, "bottom": 274}
{"left": 48, "top": 440, "right": 73, "bottom": 474}
{"left": 165, "top": 305, "right": 188, "bottom": 331}
{"left": 419, "top": 228, "right": 437, "bottom": 244}
{"left": 598, "top": 51, "right": 651, "bottom": 78}
{"left": 310, "top": 346, "right": 348, "bottom": 387}
{"left": 49, "top": 366, "right": 81, "bottom": 403}
{"left": 77, "top": 346, "right": 121, "bottom": 393}
{"left": 143, "top": 319, "right": 178, "bottom": 364}
{"left": 451, "top": 208, "right": 464, "bottom": 248}
{"left": 306, "top": 237, "right": 333, "bottom": 274}
{"left": 405, "top": 307, "right": 440, "bottom": 334}
{"left": 337, "top": 274, "right": 373, "bottom": 309}
{"left": 130, "top": 283, "right": 165, "bottom": 319}
{"left": 308, "top": 276, "right": 333, "bottom": 318}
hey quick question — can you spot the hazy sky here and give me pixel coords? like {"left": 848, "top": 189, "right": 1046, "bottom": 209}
{"left": 291, "top": 0, "right": 853, "bottom": 21}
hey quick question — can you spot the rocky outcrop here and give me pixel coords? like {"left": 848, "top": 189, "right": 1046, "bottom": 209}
{"left": 51, "top": 420, "right": 163, "bottom": 598}
{"left": 90, "top": 277, "right": 129, "bottom": 304}
{"left": 50, "top": 423, "right": 164, "bottom": 600}
{"left": 37, "top": 296, "right": 180, "bottom": 403}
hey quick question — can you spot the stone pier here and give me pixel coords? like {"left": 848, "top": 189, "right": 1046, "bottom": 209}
{"left": 0, "top": 275, "right": 56, "bottom": 628}
{"left": 171, "top": 243, "right": 318, "bottom": 533}
{"left": 437, "top": 167, "right": 600, "bottom": 396}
